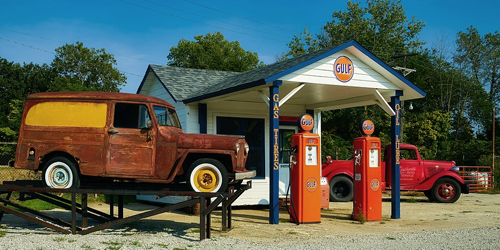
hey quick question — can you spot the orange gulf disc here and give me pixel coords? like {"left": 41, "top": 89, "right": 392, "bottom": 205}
{"left": 333, "top": 56, "right": 354, "bottom": 82}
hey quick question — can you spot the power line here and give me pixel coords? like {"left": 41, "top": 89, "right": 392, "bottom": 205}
{"left": 180, "top": 0, "right": 296, "bottom": 33}
{"left": 142, "top": 0, "right": 291, "bottom": 39}
{"left": 0, "top": 35, "right": 144, "bottom": 78}
{"left": 0, "top": 28, "right": 164, "bottom": 65}
{"left": 117, "top": 0, "right": 288, "bottom": 43}
{"left": 0, "top": 36, "right": 55, "bottom": 55}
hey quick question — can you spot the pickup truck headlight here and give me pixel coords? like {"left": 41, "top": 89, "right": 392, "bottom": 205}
{"left": 451, "top": 166, "right": 460, "bottom": 173}
{"left": 245, "top": 142, "right": 250, "bottom": 154}
{"left": 235, "top": 142, "right": 240, "bottom": 153}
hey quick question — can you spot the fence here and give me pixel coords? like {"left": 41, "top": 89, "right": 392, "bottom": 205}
{"left": 0, "top": 142, "right": 16, "bottom": 167}
{"left": 0, "top": 142, "right": 41, "bottom": 184}
{"left": 459, "top": 166, "right": 493, "bottom": 192}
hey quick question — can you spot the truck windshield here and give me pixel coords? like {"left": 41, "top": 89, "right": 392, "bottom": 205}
{"left": 153, "top": 106, "right": 182, "bottom": 128}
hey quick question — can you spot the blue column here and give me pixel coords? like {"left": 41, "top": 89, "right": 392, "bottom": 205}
{"left": 390, "top": 90, "right": 403, "bottom": 219}
{"left": 269, "top": 81, "right": 282, "bottom": 224}
{"left": 198, "top": 103, "right": 207, "bottom": 134}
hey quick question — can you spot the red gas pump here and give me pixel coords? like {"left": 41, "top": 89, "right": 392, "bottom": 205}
{"left": 353, "top": 119, "right": 382, "bottom": 221}
{"left": 290, "top": 114, "right": 321, "bottom": 224}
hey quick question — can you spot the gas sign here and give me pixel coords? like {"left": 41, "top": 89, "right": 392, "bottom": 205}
{"left": 333, "top": 56, "right": 354, "bottom": 82}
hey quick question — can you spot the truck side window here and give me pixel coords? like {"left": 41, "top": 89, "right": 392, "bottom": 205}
{"left": 153, "top": 106, "right": 182, "bottom": 128}
{"left": 400, "top": 149, "right": 418, "bottom": 160}
{"left": 168, "top": 108, "right": 181, "bottom": 128}
{"left": 153, "top": 106, "right": 170, "bottom": 126}
{"left": 114, "top": 103, "right": 150, "bottom": 129}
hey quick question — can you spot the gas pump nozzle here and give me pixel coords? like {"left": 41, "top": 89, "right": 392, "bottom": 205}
{"left": 290, "top": 146, "right": 298, "bottom": 167}
{"left": 354, "top": 149, "right": 362, "bottom": 167}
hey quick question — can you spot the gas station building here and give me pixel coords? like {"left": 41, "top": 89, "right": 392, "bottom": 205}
{"left": 136, "top": 40, "right": 426, "bottom": 223}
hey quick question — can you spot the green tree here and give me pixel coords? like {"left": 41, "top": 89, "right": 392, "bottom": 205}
{"left": 167, "top": 31, "right": 264, "bottom": 72}
{"left": 51, "top": 41, "right": 125, "bottom": 92}
{"left": 279, "top": 0, "right": 427, "bottom": 158}
{"left": 0, "top": 58, "right": 57, "bottom": 143}
{"left": 279, "top": 0, "right": 425, "bottom": 62}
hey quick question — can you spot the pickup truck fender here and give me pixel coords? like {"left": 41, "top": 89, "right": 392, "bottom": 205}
{"left": 324, "top": 168, "right": 353, "bottom": 182}
{"left": 400, "top": 171, "right": 466, "bottom": 192}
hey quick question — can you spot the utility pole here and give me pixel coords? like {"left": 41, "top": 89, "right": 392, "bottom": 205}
{"left": 493, "top": 107, "right": 496, "bottom": 188}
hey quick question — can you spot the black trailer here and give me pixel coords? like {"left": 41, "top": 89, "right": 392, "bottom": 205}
{"left": 0, "top": 180, "right": 251, "bottom": 240}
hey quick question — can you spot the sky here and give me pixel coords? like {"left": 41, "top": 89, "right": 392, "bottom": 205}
{"left": 1, "top": 0, "right": 499, "bottom": 94}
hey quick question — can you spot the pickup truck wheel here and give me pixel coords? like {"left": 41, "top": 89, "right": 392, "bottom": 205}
{"left": 42, "top": 157, "right": 80, "bottom": 189}
{"left": 187, "top": 159, "right": 228, "bottom": 193}
{"left": 329, "top": 176, "right": 353, "bottom": 202}
{"left": 431, "top": 178, "right": 461, "bottom": 203}
{"left": 424, "top": 190, "right": 434, "bottom": 201}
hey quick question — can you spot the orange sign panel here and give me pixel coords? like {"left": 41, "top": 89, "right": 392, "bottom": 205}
{"left": 334, "top": 56, "right": 354, "bottom": 82}
{"left": 361, "top": 119, "right": 375, "bottom": 136}
{"left": 298, "top": 114, "right": 314, "bottom": 132}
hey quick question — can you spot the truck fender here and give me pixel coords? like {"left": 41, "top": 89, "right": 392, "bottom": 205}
{"left": 415, "top": 171, "right": 466, "bottom": 192}
{"left": 324, "top": 169, "right": 353, "bottom": 182}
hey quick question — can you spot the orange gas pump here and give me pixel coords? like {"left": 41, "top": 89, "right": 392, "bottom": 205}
{"left": 352, "top": 119, "right": 382, "bottom": 221}
{"left": 290, "top": 114, "right": 321, "bottom": 224}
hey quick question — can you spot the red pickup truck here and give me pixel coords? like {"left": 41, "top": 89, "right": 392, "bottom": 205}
{"left": 322, "top": 143, "right": 469, "bottom": 203}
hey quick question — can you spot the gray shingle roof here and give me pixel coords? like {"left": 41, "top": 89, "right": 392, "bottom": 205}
{"left": 145, "top": 40, "right": 425, "bottom": 103}
{"left": 149, "top": 46, "right": 334, "bottom": 103}
{"left": 149, "top": 65, "right": 240, "bottom": 101}
{"left": 188, "top": 50, "right": 326, "bottom": 97}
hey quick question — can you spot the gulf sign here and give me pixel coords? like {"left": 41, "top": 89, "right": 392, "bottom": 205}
{"left": 333, "top": 56, "right": 354, "bottom": 82}
{"left": 298, "top": 113, "right": 314, "bottom": 132}
{"left": 360, "top": 119, "right": 375, "bottom": 136}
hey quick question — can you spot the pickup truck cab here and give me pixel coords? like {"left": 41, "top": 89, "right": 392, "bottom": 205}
{"left": 322, "top": 143, "right": 469, "bottom": 203}
{"left": 13, "top": 92, "right": 256, "bottom": 192}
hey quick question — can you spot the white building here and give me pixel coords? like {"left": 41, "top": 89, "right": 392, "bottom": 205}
{"left": 136, "top": 40, "right": 425, "bottom": 216}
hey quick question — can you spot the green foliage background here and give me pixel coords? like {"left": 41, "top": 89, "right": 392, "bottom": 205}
{"left": 0, "top": 0, "right": 499, "bottom": 187}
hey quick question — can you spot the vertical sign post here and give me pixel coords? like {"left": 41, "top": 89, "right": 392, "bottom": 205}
{"left": 390, "top": 90, "right": 402, "bottom": 219}
{"left": 269, "top": 81, "right": 281, "bottom": 224}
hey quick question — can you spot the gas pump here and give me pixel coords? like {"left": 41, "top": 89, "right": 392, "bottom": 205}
{"left": 352, "top": 119, "right": 382, "bottom": 221}
{"left": 289, "top": 113, "right": 321, "bottom": 224}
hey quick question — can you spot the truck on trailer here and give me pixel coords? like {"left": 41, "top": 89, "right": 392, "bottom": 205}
{"left": 12, "top": 92, "right": 256, "bottom": 192}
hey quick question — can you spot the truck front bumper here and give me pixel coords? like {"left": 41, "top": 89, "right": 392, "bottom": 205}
{"left": 235, "top": 170, "right": 256, "bottom": 180}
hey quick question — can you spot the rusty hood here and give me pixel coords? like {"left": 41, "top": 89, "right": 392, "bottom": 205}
{"left": 177, "top": 133, "right": 244, "bottom": 150}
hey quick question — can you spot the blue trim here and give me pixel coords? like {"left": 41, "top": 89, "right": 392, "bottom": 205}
{"left": 264, "top": 40, "right": 426, "bottom": 98}
{"left": 198, "top": 103, "right": 207, "bottom": 134}
{"left": 165, "top": 40, "right": 426, "bottom": 104}
{"left": 265, "top": 41, "right": 356, "bottom": 84}
{"left": 136, "top": 65, "right": 153, "bottom": 94}
{"left": 138, "top": 65, "right": 178, "bottom": 103}
{"left": 349, "top": 42, "right": 427, "bottom": 98}
{"left": 269, "top": 81, "right": 281, "bottom": 224}
{"left": 390, "top": 95, "right": 402, "bottom": 219}
{"left": 183, "top": 79, "right": 266, "bottom": 103}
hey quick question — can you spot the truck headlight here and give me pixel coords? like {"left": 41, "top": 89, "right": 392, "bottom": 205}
{"left": 245, "top": 142, "right": 250, "bottom": 154}
{"left": 451, "top": 166, "right": 460, "bottom": 173}
{"left": 235, "top": 142, "right": 240, "bottom": 153}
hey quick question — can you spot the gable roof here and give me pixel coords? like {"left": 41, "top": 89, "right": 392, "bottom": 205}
{"left": 137, "top": 65, "right": 240, "bottom": 102}
{"left": 138, "top": 40, "right": 426, "bottom": 104}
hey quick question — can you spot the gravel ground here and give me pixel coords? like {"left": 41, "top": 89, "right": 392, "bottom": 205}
{"left": 0, "top": 193, "right": 499, "bottom": 249}
{"left": 1, "top": 225, "right": 499, "bottom": 249}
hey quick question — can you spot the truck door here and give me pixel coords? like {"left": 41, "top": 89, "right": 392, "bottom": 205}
{"left": 399, "top": 148, "right": 423, "bottom": 186}
{"left": 106, "top": 102, "right": 155, "bottom": 177}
